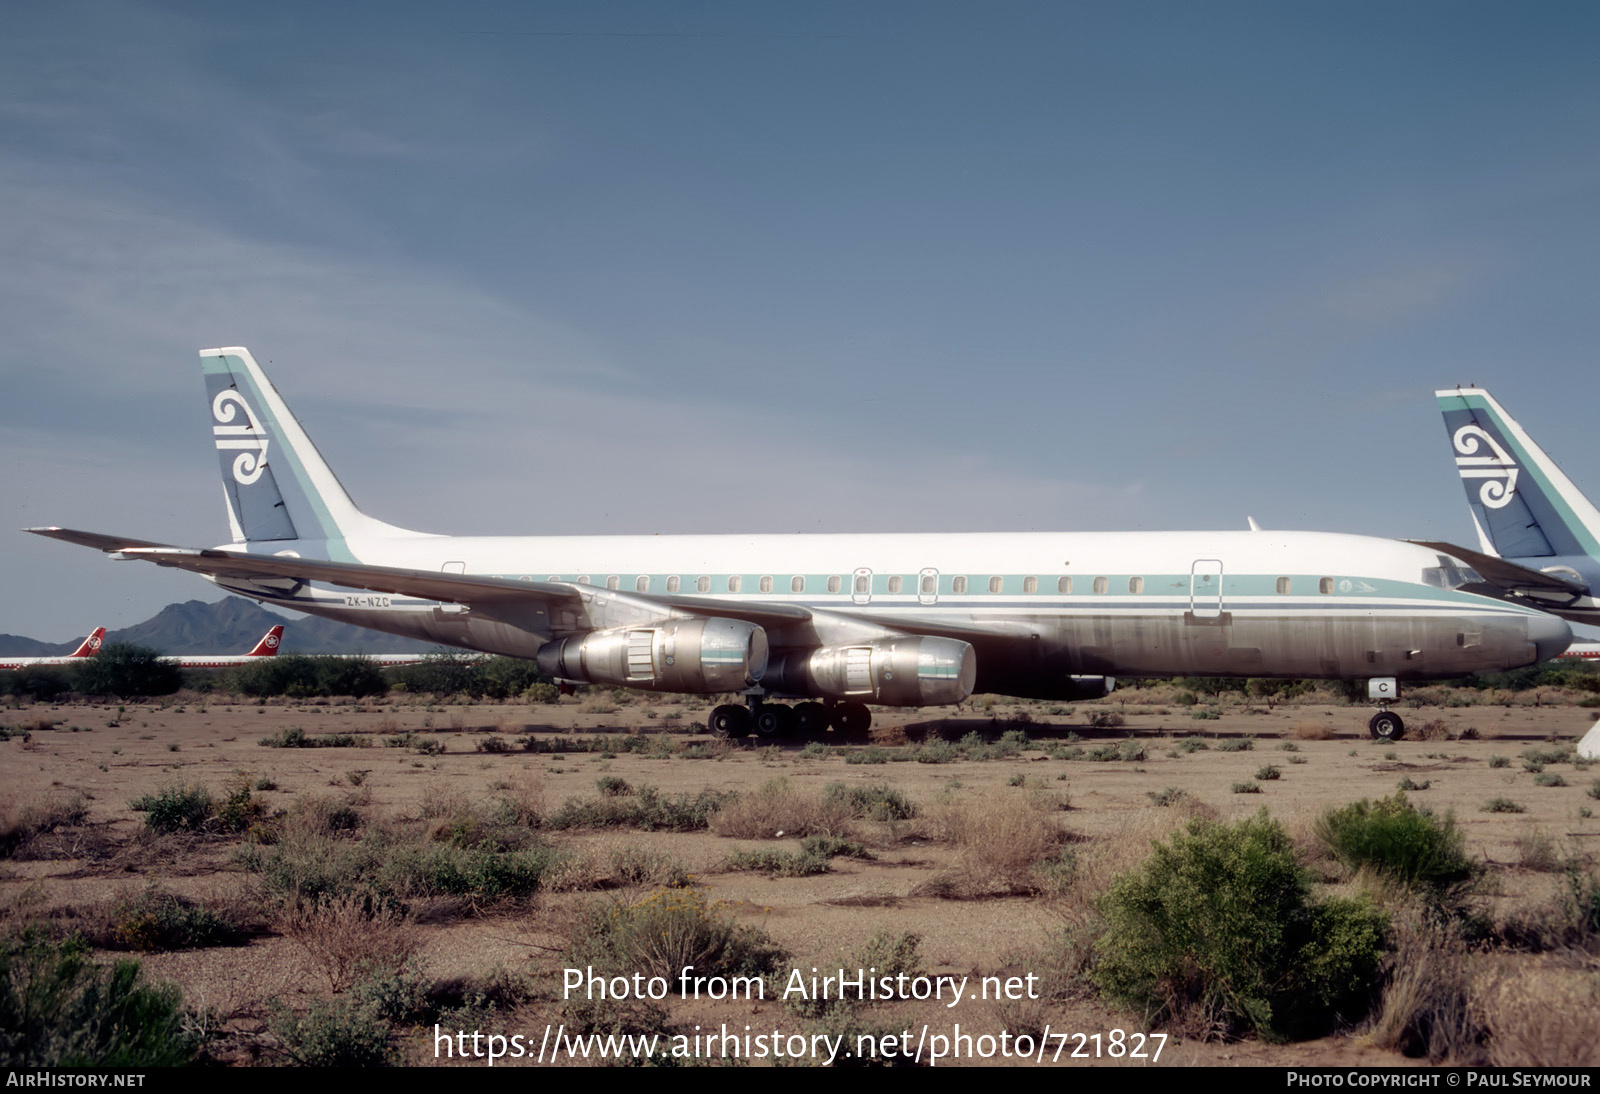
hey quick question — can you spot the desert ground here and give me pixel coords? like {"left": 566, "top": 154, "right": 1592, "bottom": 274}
{"left": 4, "top": 686, "right": 1599, "bottom": 1068}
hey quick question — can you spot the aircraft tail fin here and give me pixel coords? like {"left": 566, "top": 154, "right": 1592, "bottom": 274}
{"left": 246, "top": 625, "right": 284, "bottom": 658}
{"left": 201, "top": 347, "right": 426, "bottom": 548}
{"left": 1436, "top": 388, "right": 1600, "bottom": 560}
{"left": 67, "top": 627, "right": 105, "bottom": 658}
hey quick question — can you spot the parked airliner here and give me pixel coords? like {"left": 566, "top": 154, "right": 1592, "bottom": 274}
{"left": 166, "top": 625, "right": 284, "bottom": 669}
{"left": 28, "top": 349, "right": 1572, "bottom": 741}
{"left": 0, "top": 627, "right": 104, "bottom": 670}
{"left": 1428, "top": 388, "right": 1600, "bottom": 629}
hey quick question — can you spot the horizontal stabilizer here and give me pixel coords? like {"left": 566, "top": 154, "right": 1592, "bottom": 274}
{"left": 1409, "top": 539, "right": 1589, "bottom": 600}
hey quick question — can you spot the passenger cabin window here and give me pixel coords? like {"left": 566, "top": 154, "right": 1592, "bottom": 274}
{"left": 760, "top": 576, "right": 773, "bottom": 593}
{"left": 953, "top": 576, "right": 968, "bottom": 594}
{"left": 1276, "top": 577, "right": 1292, "bottom": 595}
{"left": 728, "top": 575, "right": 741, "bottom": 593}
{"left": 853, "top": 574, "right": 868, "bottom": 594}
{"left": 1128, "top": 576, "right": 1144, "bottom": 594}
{"left": 921, "top": 574, "right": 936, "bottom": 594}
{"left": 1319, "top": 577, "right": 1334, "bottom": 594}
{"left": 606, "top": 575, "right": 619, "bottom": 590}
{"left": 1058, "top": 576, "right": 1072, "bottom": 594}
{"left": 1093, "top": 576, "right": 1108, "bottom": 595}
{"left": 578, "top": 575, "right": 591, "bottom": 585}
{"left": 636, "top": 576, "right": 650, "bottom": 592}
{"left": 1024, "top": 576, "right": 1038, "bottom": 594}
{"left": 828, "top": 576, "right": 842, "bottom": 594}
{"left": 888, "top": 575, "right": 903, "bottom": 594}
{"left": 791, "top": 576, "right": 806, "bottom": 593}
{"left": 666, "top": 576, "right": 680, "bottom": 593}
{"left": 988, "top": 576, "right": 1003, "bottom": 593}
{"left": 697, "top": 576, "right": 710, "bottom": 593}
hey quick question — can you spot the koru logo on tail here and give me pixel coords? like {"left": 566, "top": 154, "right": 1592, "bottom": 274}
{"left": 1453, "top": 424, "right": 1519, "bottom": 509}
{"left": 213, "top": 390, "right": 270, "bottom": 485}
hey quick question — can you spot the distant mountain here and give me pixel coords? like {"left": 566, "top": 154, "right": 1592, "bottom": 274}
{"left": 0, "top": 598, "right": 442, "bottom": 657}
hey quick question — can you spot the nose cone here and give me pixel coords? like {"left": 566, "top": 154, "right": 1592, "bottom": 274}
{"left": 1528, "top": 611, "right": 1574, "bottom": 663}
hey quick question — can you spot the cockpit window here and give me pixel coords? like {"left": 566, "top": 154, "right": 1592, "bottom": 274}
{"left": 1422, "top": 556, "right": 1483, "bottom": 590}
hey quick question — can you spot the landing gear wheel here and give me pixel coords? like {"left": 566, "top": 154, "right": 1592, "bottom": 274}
{"left": 1368, "top": 711, "right": 1405, "bottom": 741}
{"left": 833, "top": 702, "right": 872, "bottom": 739}
{"left": 754, "top": 705, "right": 794, "bottom": 738}
{"left": 709, "top": 704, "right": 752, "bottom": 739}
{"left": 791, "top": 701, "right": 829, "bottom": 736}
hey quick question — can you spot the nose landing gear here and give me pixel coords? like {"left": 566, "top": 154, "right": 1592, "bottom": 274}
{"left": 1367, "top": 678, "right": 1405, "bottom": 741}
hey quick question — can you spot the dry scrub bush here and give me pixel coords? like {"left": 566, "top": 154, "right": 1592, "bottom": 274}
{"left": 921, "top": 793, "right": 1069, "bottom": 897}
{"left": 1475, "top": 964, "right": 1600, "bottom": 1066}
{"left": 491, "top": 773, "right": 544, "bottom": 827}
{"left": 709, "top": 777, "right": 854, "bottom": 839}
{"left": 1369, "top": 915, "right": 1481, "bottom": 1062}
{"left": 280, "top": 892, "right": 420, "bottom": 993}
{"left": 1290, "top": 722, "right": 1335, "bottom": 741}
{"left": 0, "top": 795, "right": 88, "bottom": 858}
{"left": 419, "top": 782, "right": 469, "bottom": 820}
{"left": 541, "top": 851, "right": 605, "bottom": 893}
{"left": 1412, "top": 718, "right": 1453, "bottom": 742}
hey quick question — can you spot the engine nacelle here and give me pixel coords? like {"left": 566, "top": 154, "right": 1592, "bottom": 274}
{"left": 765, "top": 636, "right": 977, "bottom": 707}
{"left": 536, "top": 618, "right": 768, "bottom": 693}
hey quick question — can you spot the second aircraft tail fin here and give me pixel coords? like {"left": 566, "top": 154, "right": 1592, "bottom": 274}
{"left": 1436, "top": 387, "right": 1600, "bottom": 560}
{"left": 67, "top": 627, "right": 105, "bottom": 658}
{"left": 246, "top": 625, "right": 284, "bottom": 658}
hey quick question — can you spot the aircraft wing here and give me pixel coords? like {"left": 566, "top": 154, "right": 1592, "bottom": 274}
{"left": 28, "top": 526, "right": 1042, "bottom": 649}
{"left": 24, "top": 527, "right": 815, "bottom": 633}
{"left": 1410, "top": 539, "right": 1590, "bottom": 600}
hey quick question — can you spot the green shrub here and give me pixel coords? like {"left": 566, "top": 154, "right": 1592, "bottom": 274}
{"left": 258, "top": 727, "right": 365, "bottom": 749}
{"left": 72, "top": 643, "right": 183, "bottom": 698}
{"left": 914, "top": 739, "right": 960, "bottom": 764}
{"left": 524, "top": 681, "right": 561, "bottom": 704}
{"left": 1314, "top": 793, "right": 1472, "bottom": 896}
{"left": 129, "top": 783, "right": 212, "bottom": 833}
{"left": 0, "top": 930, "right": 197, "bottom": 1066}
{"left": 271, "top": 996, "right": 394, "bottom": 1066}
{"left": 1216, "top": 737, "right": 1254, "bottom": 751}
{"left": 725, "top": 847, "right": 831, "bottom": 877}
{"left": 1231, "top": 782, "right": 1261, "bottom": 794}
{"left": 1483, "top": 798, "right": 1528, "bottom": 814}
{"left": 565, "top": 887, "right": 786, "bottom": 988}
{"left": 547, "top": 786, "right": 730, "bottom": 831}
{"left": 800, "top": 834, "right": 871, "bottom": 860}
{"left": 384, "top": 842, "right": 560, "bottom": 901}
{"left": 843, "top": 746, "right": 891, "bottom": 765}
{"left": 822, "top": 783, "right": 916, "bottom": 821}
{"left": 215, "top": 778, "right": 268, "bottom": 833}
{"left": 110, "top": 887, "right": 236, "bottom": 951}
{"left": 1091, "top": 812, "right": 1385, "bottom": 1038}
{"left": 1255, "top": 765, "right": 1282, "bottom": 781}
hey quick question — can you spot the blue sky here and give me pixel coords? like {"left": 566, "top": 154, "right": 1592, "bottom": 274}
{"left": 3, "top": 1, "right": 1599, "bottom": 640}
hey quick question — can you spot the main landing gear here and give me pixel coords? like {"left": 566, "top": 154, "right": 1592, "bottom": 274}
{"left": 706, "top": 696, "right": 873, "bottom": 739}
{"left": 1367, "top": 677, "right": 1405, "bottom": 741}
